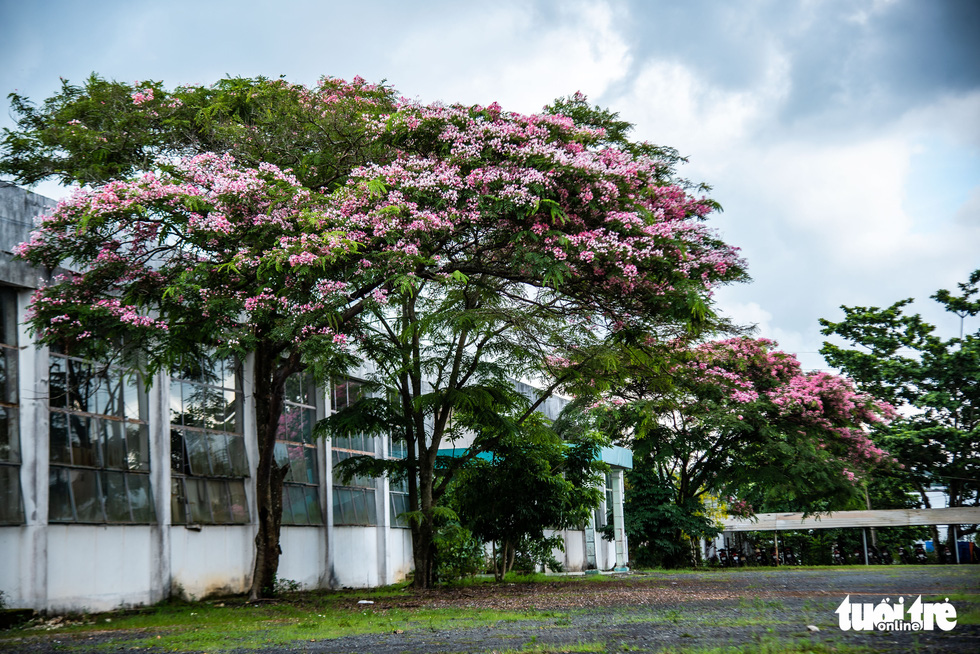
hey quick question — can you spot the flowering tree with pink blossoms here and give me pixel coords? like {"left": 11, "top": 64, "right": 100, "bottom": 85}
{"left": 599, "top": 337, "right": 895, "bottom": 567}
{"left": 5, "top": 78, "right": 747, "bottom": 591}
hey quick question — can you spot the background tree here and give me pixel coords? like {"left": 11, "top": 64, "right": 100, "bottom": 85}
{"left": 450, "top": 412, "right": 604, "bottom": 580}
{"left": 600, "top": 337, "right": 895, "bottom": 567}
{"left": 820, "top": 270, "right": 980, "bottom": 542}
{"left": 5, "top": 78, "right": 747, "bottom": 591}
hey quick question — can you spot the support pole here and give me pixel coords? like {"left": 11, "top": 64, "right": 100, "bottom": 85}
{"left": 862, "top": 528, "right": 869, "bottom": 565}
{"left": 953, "top": 525, "right": 960, "bottom": 564}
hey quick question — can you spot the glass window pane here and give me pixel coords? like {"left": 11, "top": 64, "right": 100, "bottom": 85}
{"left": 207, "top": 480, "right": 232, "bottom": 523}
{"left": 0, "top": 406, "right": 15, "bottom": 463}
{"left": 123, "top": 374, "right": 142, "bottom": 422}
{"left": 304, "top": 486, "right": 322, "bottom": 525}
{"left": 49, "top": 412, "right": 70, "bottom": 464}
{"left": 207, "top": 432, "right": 232, "bottom": 476}
{"left": 284, "top": 374, "right": 303, "bottom": 405}
{"left": 302, "top": 447, "right": 318, "bottom": 485}
{"left": 103, "top": 470, "right": 131, "bottom": 522}
{"left": 221, "top": 357, "right": 239, "bottom": 391}
{"left": 287, "top": 485, "right": 309, "bottom": 525}
{"left": 171, "top": 477, "right": 187, "bottom": 524}
{"left": 353, "top": 489, "right": 369, "bottom": 525}
{"left": 69, "top": 415, "right": 100, "bottom": 467}
{"left": 48, "top": 466, "right": 75, "bottom": 522}
{"left": 227, "top": 434, "right": 248, "bottom": 476}
{"left": 126, "top": 423, "right": 150, "bottom": 471}
{"left": 103, "top": 420, "right": 126, "bottom": 469}
{"left": 334, "top": 487, "right": 352, "bottom": 525}
{"left": 0, "top": 347, "right": 17, "bottom": 404}
{"left": 170, "top": 429, "right": 189, "bottom": 474}
{"left": 183, "top": 382, "right": 204, "bottom": 428}
{"left": 184, "top": 430, "right": 211, "bottom": 475}
{"left": 333, "top": 380, "right": 348, "bottom": 412}
{"left": 185, "top": 478, "right": 210, "bottom": 524}
{"left": 49, "top": 355, "right": 67, "bottom": 409}
{"left": 274, "top": 441, "right": 288, "bottom": 469}
{"left": 169, "top": 379, "right": 183, "bottom": 425}
{"left": 67, "top": 359, "right": 92, "bottom": 413}
{"left": 301, "top": 408, "right": 315, "bottom": 444}
{"left": 202, "top": 386, "right": 225, "bottom": 431}
{"left": 0, "top": 290, "right": 17, "bottom": 346}
{"left": 280, "top": 483, "right": 296, "bottom": 525}
{"left": 228, "top": 480, "right": 248, "bottom": 523}
{"left": 0, "top": 465, "right": 24, "bottom": 524}
{"left": 127, "top": 473, "right": 156, "bottom": 523}
{"left": 217, "top": 388, "right": 240, "bottom": 433}
{"left": 92, "top": 367, "right": 116, "bottom": 417}
{"left": 286, "top": 443, "right": 307, "bottom": 484}
{"left": 71, "top": 468, "right": 103, "bottom": 522}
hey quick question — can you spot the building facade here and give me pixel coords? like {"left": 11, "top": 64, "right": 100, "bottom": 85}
{"left": 0, "top": 184, "right": 629, "bottom": 613}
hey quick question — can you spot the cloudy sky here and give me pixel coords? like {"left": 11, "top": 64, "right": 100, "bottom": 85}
{"left": 2, "top": 0, "right": 978, "bottom": 369}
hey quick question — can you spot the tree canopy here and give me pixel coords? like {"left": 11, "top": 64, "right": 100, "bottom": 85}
{"left": 597, "top": 337, "right": 895, "bottom": 566}
{"left": 4, "top": 75, "right": 748, "bottom": 590}
{"left": 820, "top": 270, "right": 980, "bottom": 517}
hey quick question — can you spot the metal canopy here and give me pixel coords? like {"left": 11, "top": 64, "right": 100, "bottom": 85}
{"left": 721, "top": 507, "right": 980, "bottom": 532}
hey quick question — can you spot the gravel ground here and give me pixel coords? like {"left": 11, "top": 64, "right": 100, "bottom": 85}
{"left": 3, "top": 566, "right": 978, "bottom": 653}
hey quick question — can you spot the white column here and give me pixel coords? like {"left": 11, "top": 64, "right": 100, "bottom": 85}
{"left": 610, "top": 468, "right": 628, "bottom": 571}
{"left": 148, "top": 370, "right": 171, "bottom": 603}
{"left": 20, "top": 298, "right": 49, "bottom": 609}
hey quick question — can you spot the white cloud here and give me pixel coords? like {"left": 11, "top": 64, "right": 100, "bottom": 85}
{"left": 388, "top": 1, "right": 632, "bottom": 112}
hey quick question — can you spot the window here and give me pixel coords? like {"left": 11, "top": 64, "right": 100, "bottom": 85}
{"left": 47, "top": 350, "right": 155, "bottom": 524}
{"left": 331, "top": 378, "right": 377, "bottom": 526}
{"left": 170, "top": 356, "right": 248, "bottom": 524}
{"left": 276, "top": 372, "right": 323, "bottom": 525}
{"left": 388, "top": 435, "right": 410, "bottom": 528}
{"left": 0, "top": 288, "right": 23, "bottom": 525}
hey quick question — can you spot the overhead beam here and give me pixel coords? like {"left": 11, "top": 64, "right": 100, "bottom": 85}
{"left": 721, "top": 507, "right": 980, "bottom": 532}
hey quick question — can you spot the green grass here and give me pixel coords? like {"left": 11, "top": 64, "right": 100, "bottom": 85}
{"left": 0, "top": 596, "right": 546, "bottom": 652}
{"left": 658, "top": 638, "right": 870, "bottom": 653}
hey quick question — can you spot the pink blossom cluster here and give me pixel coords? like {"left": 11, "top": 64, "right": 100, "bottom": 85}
{"left": 685, "top": 337, "right": 894, "bottom": 476}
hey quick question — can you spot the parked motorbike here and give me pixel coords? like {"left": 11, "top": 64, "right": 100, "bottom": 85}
{"left": 938, "top": 544, "right": 953, "bottom": 564}
{"left": 898, "top": 545, "right": 911, "bottom": 564}
{"left": 718, "top": 547, "right": 731, "bottom": 567}
{"left": 866, "top": 545, "right": 881, "bottom": 565}
{"left": 769, "top": 547, "right": 781, "bottom": 566}
{"left": 832, "top": 542, "right": 846, "bottom": 565}
{"left": 852, "top": 546, "right": 866, "bottom": 564}
{"left": 913, "top": 543, "right": 928, "bottom": 564}
{"left": 878, "top": 545, "right": 893, "bottom": 565}
{"left": 753, "top": 546, "right": 767, "bottom": 566}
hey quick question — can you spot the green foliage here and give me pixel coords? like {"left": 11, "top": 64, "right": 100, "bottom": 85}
{"left": 620, "top": 454, "right": 720, "bottom": 568}
{"left": 1, "top": 74, "right": 396, "bottom": 190}
{"left": 450, "top": 412, "right": 604, "bottom": 578}
{"left": 820, "top": 269, "right": 980, "bottom": 514}
{"left": 511, "top": 534, "right": 566, "bottom": 574}
{"left": 432, "top": 521, "right": 487, "bottom": 582}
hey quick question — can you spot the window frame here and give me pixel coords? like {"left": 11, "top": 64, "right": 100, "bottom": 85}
{"left": 47, "top": 351, "right": 155, "bottom": 525}
{"left": 169, "top": 355, "right": 250, "bottom": 526}
{"left": 330, "top": 378, "right": 378, "bottom": 527}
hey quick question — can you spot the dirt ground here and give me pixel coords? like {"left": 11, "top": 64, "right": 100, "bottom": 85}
{"left": 5, "top": 566, "right": 980, "bottom": 653}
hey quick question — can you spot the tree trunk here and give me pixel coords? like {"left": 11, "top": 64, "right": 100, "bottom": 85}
{"left": 248, "top": 346, "right": 290, "bottom": 600}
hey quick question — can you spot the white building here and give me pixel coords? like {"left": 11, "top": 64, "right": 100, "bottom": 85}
{"left": 0, "top": 184, "right": 630, "bottom": 613}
